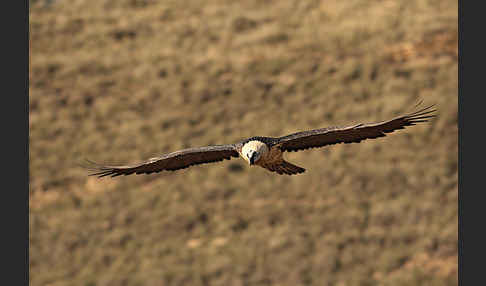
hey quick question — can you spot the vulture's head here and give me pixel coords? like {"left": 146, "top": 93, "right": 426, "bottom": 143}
{"left": 241, "top": 140, "right": 269, "bottom": 165}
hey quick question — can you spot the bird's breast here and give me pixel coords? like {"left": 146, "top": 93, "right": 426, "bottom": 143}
{"left": 258, "top": 145, "right": 283, "bottom": 165}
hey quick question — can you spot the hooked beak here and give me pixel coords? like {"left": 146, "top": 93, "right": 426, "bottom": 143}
{"left": 249, "top": 152, "right": 258, "bottom": 165}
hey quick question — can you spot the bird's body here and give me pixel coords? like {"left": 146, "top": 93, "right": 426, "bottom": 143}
{"left": 237, "top": 138, "right": 305, "bottom": 175}
{"left": 85, "top": 102, "right": 436, "bottom": 177}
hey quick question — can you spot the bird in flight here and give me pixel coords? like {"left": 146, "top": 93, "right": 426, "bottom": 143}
{"left": 85, "top": 101, "right": 436, "bottom": 177}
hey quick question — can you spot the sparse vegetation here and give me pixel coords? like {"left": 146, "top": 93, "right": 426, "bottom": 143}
{"left": 30, "top": 0, "right": 457, "bottom": 285}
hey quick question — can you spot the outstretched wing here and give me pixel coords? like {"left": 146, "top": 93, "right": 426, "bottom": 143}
{"left": 276, "top": 102, "right": 436, "bottom": 152}
{"left": 85, "top": 144, "right": 239, "bottom": 177}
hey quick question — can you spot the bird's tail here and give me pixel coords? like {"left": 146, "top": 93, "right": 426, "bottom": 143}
{"left": 263, "top": 160, "right": 306, "bottom": 175}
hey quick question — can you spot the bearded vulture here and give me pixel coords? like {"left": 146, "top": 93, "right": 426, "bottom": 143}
{"left": 85, "top": 102, "right": 435, "bottom": 177}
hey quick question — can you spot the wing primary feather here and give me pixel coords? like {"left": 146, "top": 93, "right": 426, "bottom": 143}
{"left": 277, "top": 101, "right": 437, "bottom": 152}
{"left": 83, "top": 144, "right": 239, "bottom": 178}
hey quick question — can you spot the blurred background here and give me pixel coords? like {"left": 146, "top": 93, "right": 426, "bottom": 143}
{"left": 29, "top": 0, "right": 458, "bottom": 285}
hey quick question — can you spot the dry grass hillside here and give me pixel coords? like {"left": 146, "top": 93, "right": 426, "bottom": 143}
{"left": 30, "top": 0, "right": 458, "bottom": 285}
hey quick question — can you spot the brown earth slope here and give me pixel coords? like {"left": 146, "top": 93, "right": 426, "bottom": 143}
{"left": 30, "top": 0, "right": 458, "bottom": 285}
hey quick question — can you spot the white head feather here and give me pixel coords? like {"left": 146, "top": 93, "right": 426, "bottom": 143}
{"left": 241, "top": 140, "right": 269, "bottom": 165}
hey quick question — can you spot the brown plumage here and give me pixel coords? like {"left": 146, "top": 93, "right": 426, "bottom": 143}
{"left": 85, "top": 101, "right": 436, "bottom": 177}
{"left": 84, "top": 145, "right": 239, "bottom": 177}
